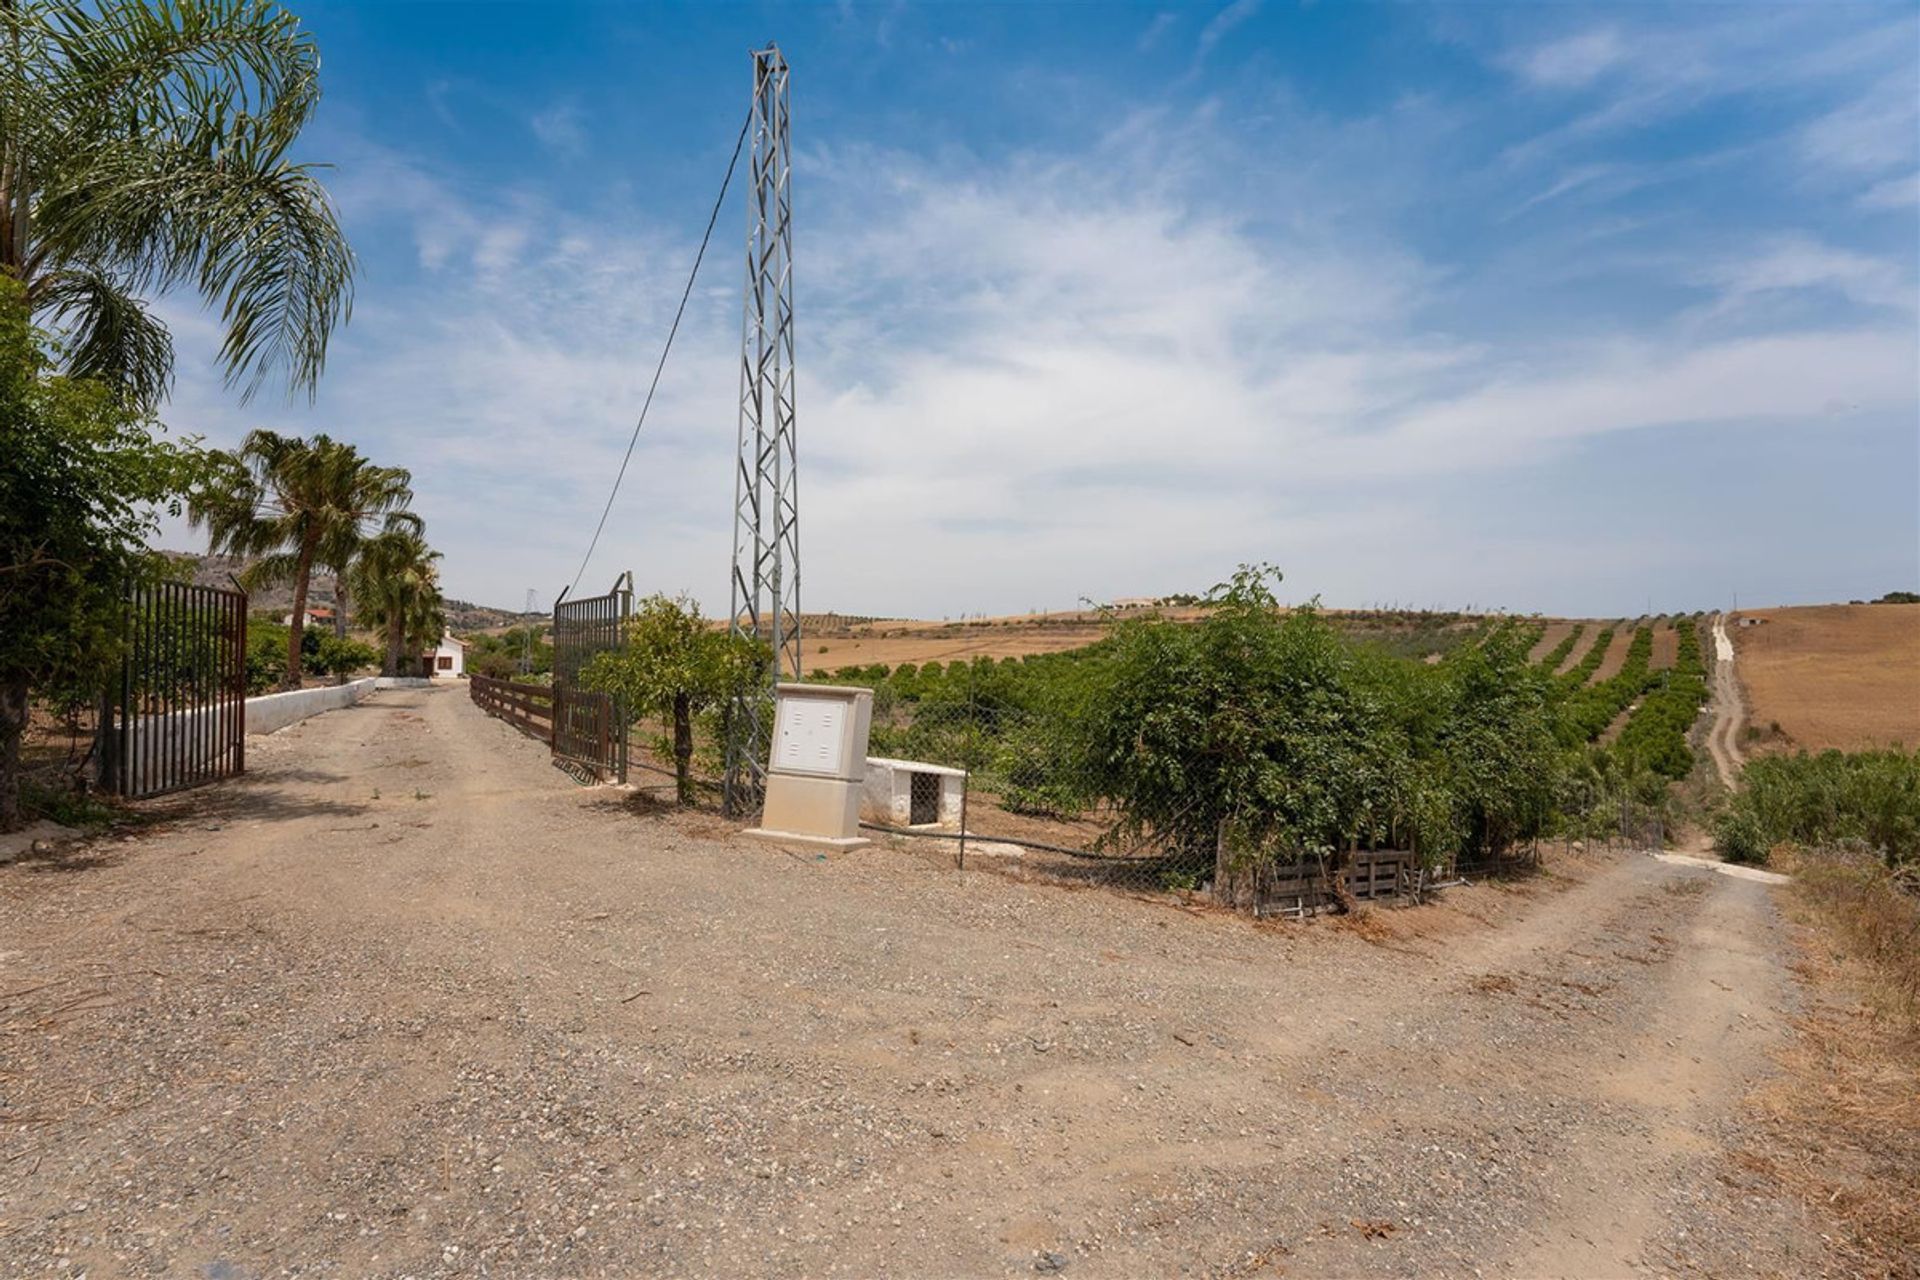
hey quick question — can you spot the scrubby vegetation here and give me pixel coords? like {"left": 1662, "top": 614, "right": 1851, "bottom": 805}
{"left": 815, "top": 568, "right": 1696, "bottom": 875}
{"left": 1716, "top": 749, "right": 1920, "bottom": 871}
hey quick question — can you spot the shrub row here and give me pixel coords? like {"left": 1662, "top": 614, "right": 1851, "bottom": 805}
{"left": 1555, "top": 626, "right": 1652, "bottom": 745}
{"left": 1612, "top": 619, "right": 1706, "bottom": 779}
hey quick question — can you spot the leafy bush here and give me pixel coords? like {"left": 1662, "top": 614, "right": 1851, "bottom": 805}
{"left": 1719, "top": 749, "right": 1920, "bottom": 869}
{"left": 1714, "top": 806, "right": 1771, "bottom": 865}
{"left": 310, "top": 633, "right": 378, "bottom": 676}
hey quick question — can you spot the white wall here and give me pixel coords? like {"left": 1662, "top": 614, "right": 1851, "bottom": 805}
{"left": 245, "top": 678, "right": 379, "bottom": 735}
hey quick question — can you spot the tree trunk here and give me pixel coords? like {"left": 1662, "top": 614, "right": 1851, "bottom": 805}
{"left": 0, "top": 669, "right": 30, "bottom": 833}
{"left": 384, "top": 615, "right": 403, "bottom": 678}
{"left": 285, "top": 539, "right": 316, "bottom": 690}
{"left": 673, "top": 692, "right": 694, "bottom": 806}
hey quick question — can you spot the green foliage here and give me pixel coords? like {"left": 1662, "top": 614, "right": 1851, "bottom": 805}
{"left": 191, "top": 429, "right": 420, "bottom": 688}
{"left": 1556, "top": 626, "right": 1653, "bottom": 745}
{"left": 0, "top": 0, "right": 354, "bottom": 405}
{"left": 1713, "top": 806, "right": 1771, "bottom": 865}
{"left": 580, "top": 595, "right": 765, "bottom": 804}
{"left": 1612, "top": 620, "right": 1705, "bottom": 779}
{"left": 1719, "top": 749, "right": 1920, "bottom": 870}
{"left": 467, "top": 627, "right": 551, "bottom": 680}
{"left": 346, "top": 526, "right": 442, "bottom": 677}
{"left": 1874, "top": 591, "right": 1919, "bottom": 605}
{"left": 244, "top": 621, "right": 291, "bottom": 694}
{"left": 0, "top": 278, "right": 207, "bottom": 828}
{"left": 310, "top": 632, "right": 378, "bottom": 677}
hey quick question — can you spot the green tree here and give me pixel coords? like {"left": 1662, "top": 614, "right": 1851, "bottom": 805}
{"left": 0, "top": 0, "right": 354, "bottom": 408}
{"left": 346, "top": 526, "right": 441, "bottom": 677}
{"left": 579, "top": 594, "right": 764, "bottom": 805}
{"left": 189, "top": 430, "right": 417, "bottom": 689}
{"left": 0, "top": 277, "right": 204, "bottom": 829}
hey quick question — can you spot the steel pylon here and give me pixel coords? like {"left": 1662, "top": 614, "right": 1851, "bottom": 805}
{"left": 724, "top": 43, "right": 800, "bottom": 817}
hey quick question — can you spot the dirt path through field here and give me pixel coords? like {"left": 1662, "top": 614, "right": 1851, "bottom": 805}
{"left": 1707, "top": 612, "right": 1746, "bottom": 789}
{"left": 1, "top": 687, "right": 1823, "bottom": 1277}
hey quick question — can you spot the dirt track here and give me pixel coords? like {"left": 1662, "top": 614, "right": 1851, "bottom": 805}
{"left": 1707, "top": 613, "right": 1747, "bottom": 789}
{"left": 1, "top": 687, "right": 1828, "bottom": 1277}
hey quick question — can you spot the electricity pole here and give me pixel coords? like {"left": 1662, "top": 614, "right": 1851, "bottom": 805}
{"left": 724, "top": 42, "right": 800, "bottom": 817}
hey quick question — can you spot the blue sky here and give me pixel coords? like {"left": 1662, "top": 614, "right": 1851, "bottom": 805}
{"left": 158, "top": 0, "right": 1920, "bottom": 618}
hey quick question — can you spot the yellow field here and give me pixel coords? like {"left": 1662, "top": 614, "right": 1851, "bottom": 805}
{"left": 1734, "top": 604, "right": 1920, "bottom": 752}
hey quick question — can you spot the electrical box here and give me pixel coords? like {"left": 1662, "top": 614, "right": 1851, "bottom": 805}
{"left": 772, "top": 694, "right": 852, "bottom": 777}
{"left": 743, "top": 683, "right": 874, "bottom": 849}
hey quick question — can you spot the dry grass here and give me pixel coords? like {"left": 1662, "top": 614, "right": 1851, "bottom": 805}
{"left": 1735, "top": 604, "right": 1920, "bottom": 752}
{"left": 1739, "top": 851, "right": 1920, "bottom": 1279}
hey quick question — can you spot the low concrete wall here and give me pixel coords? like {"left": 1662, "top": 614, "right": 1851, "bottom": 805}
{"left": 245, "top": 678, "right": 378, "bottom": 736}
{"left": 374, "top": 677, "right": 435, "bottom": 689}
{"left": 862, "top": 756, "right": 966, "bottom": 827}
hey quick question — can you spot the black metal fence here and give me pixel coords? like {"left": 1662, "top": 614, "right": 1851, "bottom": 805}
{"left": 99, "top": 580, "right": 248, "bottom": 799}
{"left": 549, "top": 575, "right": 631, "bottom": 783}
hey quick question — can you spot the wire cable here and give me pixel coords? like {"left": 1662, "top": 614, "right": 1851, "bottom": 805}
{"left": 565, "top": 106, "right": 752, "bottom": 598}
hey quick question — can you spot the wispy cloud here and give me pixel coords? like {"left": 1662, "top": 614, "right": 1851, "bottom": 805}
{"left": 1195, "top": 0, "right": 1261, "bottom": 65}
{"left": 530, "top": 100, "right": 588, "bottom": 159}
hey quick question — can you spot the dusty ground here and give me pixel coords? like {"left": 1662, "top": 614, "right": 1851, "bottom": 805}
{"left": 1649, "top": 621, "right": 1677, "bottom": 672}
{"left": 1, "top": 687, "right": 1834, "bottom": 1277}
{"left": 1525, "top": 622, "right": 1575, "bottom": 664}
{"left": 1733, "top": 604, "right": 1920, "bottom": 752}
{"left": 1587, "top": 622, "right": 1642, "bottom": 684}
{"left": 1554, "top": 623, "right": 1607, "bottom": 676}
{"left": 1707, "top": 614, "right": 1747, "bottom": 789}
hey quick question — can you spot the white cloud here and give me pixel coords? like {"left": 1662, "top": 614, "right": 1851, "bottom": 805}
{"left": 1692, "top": 235, "right": 1916, "bottom": 319}
{"left": 150, "top": 51, "right": 1919, "bottom": 617}
{"left": 1138, "top": 11, "right": 1177, "bottom": 52}
{"left": 1861, "top": 172, "right": 1920, "bottom": 210}
{"left": 1196, "top": 0, "right": 1261, "bottom": 64}
{"left": 1514, "top": 29, "right": 1624, "bottom": 88}
{"left": 531, "top": 100, "right": 587, "bottom": 159}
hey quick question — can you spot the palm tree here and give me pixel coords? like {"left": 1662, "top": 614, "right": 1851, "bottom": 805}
{"left": 0, "top": 0, "right": 354, "bottom": 407}
{"left": 190, "top": 430, "right": 417, "bottom": 688}
{"left": 348, "top": 527, "right": 441, "bottom": 677}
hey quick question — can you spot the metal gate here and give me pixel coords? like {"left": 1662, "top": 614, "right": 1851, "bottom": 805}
{"left": 551, "top": 574, "right": 631, "bottom": 783}
{"left": 99, "top": 579, "right": 248, "bottom": 799}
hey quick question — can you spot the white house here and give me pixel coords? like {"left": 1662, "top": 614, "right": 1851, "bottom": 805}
{"left": 281, "top": 606, "right": 336, "bottom": 628}
{"left": 425, "top": 632, "right": 466, "bottom": 678}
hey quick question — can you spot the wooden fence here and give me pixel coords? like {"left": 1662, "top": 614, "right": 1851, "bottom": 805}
{"left": 470, "top": 675, "right": 554, "bottom": 743}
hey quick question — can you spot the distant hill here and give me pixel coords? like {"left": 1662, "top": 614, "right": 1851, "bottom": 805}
{"left": 158, "top": 551, "right": 536, "bottom": 634}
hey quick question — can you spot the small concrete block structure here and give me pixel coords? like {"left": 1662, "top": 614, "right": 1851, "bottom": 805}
{"left": 862, "top": 756, "right": 965, "bottom": 828}
{"left": 743, "top": 683, "right": 874, "bottom": 851}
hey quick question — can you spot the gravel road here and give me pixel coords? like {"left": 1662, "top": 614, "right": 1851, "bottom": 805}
{"left": 1, "top": 686, "right": 1827, "bottom": 1277}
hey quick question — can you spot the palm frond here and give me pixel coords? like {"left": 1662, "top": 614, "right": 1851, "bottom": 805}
{"left": 30, "top": 262, "right": 174, "bottom": 409}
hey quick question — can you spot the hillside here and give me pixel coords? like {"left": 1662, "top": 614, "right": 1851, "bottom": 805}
{"left": 1733, "top": 603, "right": 1920, "bottom": 752}
{"left": 159, "top": 551, "right": 534, "bottom": 633}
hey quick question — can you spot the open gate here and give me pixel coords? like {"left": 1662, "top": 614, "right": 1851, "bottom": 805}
{"left": 551, "top": 574, "right": 631, "bottom": 783}
{"left": 99, "top": 580, "right": 248, "bottom": 799}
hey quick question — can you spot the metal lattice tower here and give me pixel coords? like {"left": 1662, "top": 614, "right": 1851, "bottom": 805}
{"left": 724, "top": 43, "right": 800, "bottom": 816}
